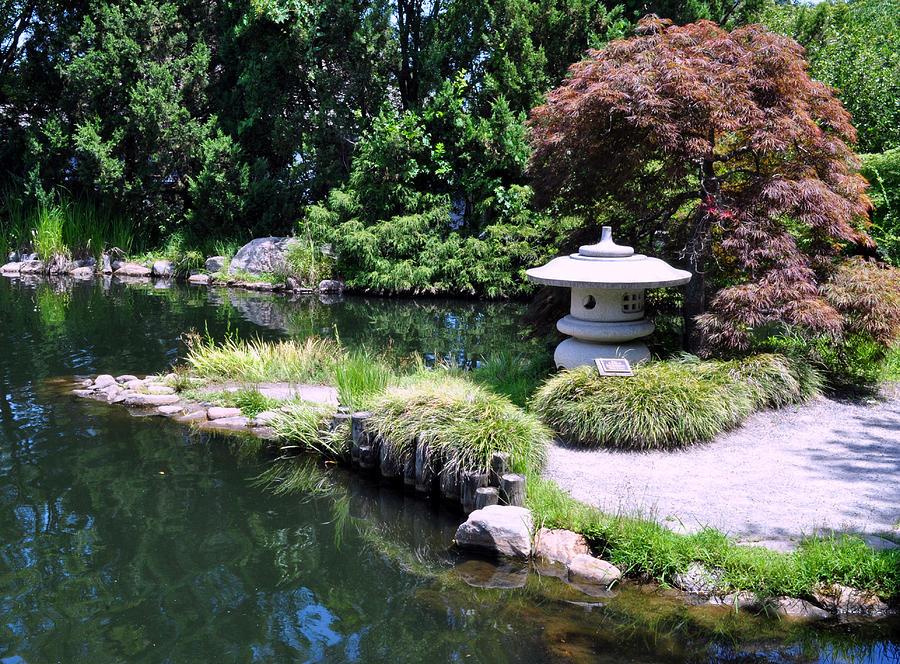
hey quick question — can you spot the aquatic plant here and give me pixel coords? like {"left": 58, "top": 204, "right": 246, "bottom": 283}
{"left": 183, "top": 333, "right": 339, "bottom": 384}
{"left": 334, "top": 350, "right": 395, "bottom": 411}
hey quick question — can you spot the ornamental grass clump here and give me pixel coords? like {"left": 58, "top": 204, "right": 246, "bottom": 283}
{"left": 184, "top": 334, "right": 339, "bottom": 384}
{"left": 366, "top": 371, "right": 550, "bottom": 476}
{"left": 532, "top": 362, "right": 753, "bottom": 450}
{"left": 270, "top": 401, "right": 343, "bottom": 458}
{"left": 532, "top": 353, "right": 821, "bottom": 450}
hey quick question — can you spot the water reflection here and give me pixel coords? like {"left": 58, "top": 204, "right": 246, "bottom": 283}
{"left": 0, "top": 277, "right": 897, "bottom": 664}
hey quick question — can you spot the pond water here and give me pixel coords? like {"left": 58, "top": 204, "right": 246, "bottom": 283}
{"left": 0, "top": 276, "right": 897, "bottom": 664}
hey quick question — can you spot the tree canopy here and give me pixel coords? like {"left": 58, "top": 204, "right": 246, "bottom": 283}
{"left": 528, "top": 16, "right": 872, "bottom": 350}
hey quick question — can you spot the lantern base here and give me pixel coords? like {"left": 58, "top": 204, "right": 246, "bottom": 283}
{"left": 553, "top": 338, "right": 650, "bottom": 370}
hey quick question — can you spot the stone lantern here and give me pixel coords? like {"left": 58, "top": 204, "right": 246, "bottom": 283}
{"left": 526, "top": 226, "right": 691, "bottom": 369}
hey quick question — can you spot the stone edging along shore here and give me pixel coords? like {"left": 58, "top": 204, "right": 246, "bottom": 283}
{"left": 70, "top": 372, "right": 896, "bottom": 621}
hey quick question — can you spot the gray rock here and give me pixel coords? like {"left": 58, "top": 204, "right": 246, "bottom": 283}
{"left": 207, "top": 406, "right": 242, "bottom": 420}
{"left": 810, "top": 583, "right": 891, "bottom": 617}
{"left": 708, "top": 591, "right": 758, "bottom": 610}
{"left": 70, "top": 266, "right": 94, "bottom": 279}
{"left": 7, "top": 251, "right": 19, "bottom": 262}
{"left": 227, "top": 237, "right": 296, "bottom": 276}
{"left": 673, "top": 563, "right": 725, "bottom": 596}
{"left": 200, "top": 416, "right": 251, "bottom": 431}
{"left": 317, "top": 279, "right": 345, "bottom": 293}
{"left": 188, "top": 273, "right": 210, "bottom": 285}
{"left": 101, "top": 254, "right": 113, "bottom": 273}
{"left": 453, "top": 505, "right": 533, "bottom": 558}
{"left": 123, "top": 379, "right": 145, "bottom": 390}
{"left": 205, "top": 256, "right": 226, "bottom": 273}
{"left": 76, "top": 257, "right": 96, "bottom": 268}
{"left": 94, "top": 374, "right": 117, "bottom": 389}
{"left": 533, "top": 528, "right": 591, "bottom": 565}
{"left": 158, "top": 405, "right": 185, "bottom": 415}
{"left": 175, "top": 410, "right": 207, "bottom": 423}
{"left": 1, "top": 262, "right": 22, "bottom": 274}
{"left": 566, "top": 554, "right": 622, "bottom": 588}
{"left": 763, "top": 597, "right": 830, "bottom": 620}
{"left": 144, "top": 384, "right": 175, "bottom": 395}
{"left": 116, "top": 374, "right": 139, "bottom": 384}
{"left": 72, "top": 389, "right": 95, "bottom": 398}
{"left": 253, "top": 410, "right": 280, "bottom": 425}
{"left": 47, "top": 254, "right": 73, "bottom": 275}
{"left": 98, "top": 384, "right": 123, "bottom": 400}
{"left": 19, "top": 260, "right": 44, "bottom": 274}
{"left": 114, "top": 262, "right": 152, "bottom": 277}
{"left": 152, "top": 260, "right": 175, "bottom": 277}
{"left": 122, "top": 393, "right": 180, "bottom": 407}
{"left": 455, "top": 559, "right": 528, "bottom": 589}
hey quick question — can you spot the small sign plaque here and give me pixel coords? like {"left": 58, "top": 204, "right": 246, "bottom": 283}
{"left": 595, "top": 357, "right": 634, "bottom": 376}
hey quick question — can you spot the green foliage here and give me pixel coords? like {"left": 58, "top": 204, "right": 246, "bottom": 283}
{"left": 270, "top": 401, "right": 343, "bottom": 457}
{"left": 366, "top": 370, "right": 551, "bottom": 476}
{"left": 762, "top": 0, "right": 900, "bottom": 153}
{"left": 472, "top": 350, "right": 553, "bottom": 407}
{"left": 232, "top": 388, "right": 280, "bottom": 417}
{"left": 531, "top": 355, "right": 820, "bottom": 449}
{"left": 280, "top": 234, "right": 334, "bottom": 287}
{"left": 527, "top": 477, "right": 900, "bottom": 599}
{"left": 861, "top": 147, "right": 900, "bottom": 265}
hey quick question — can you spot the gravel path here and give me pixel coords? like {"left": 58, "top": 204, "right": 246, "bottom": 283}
{"left": 545, "top": 391, "right": 900, "bottom": 545}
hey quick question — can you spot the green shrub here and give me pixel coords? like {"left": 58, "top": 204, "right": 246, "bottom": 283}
{"left": 366, "top": 370, "right": 550, "bottom": 475}
{"left": 861, "top": 147, "right": 900, "bottom": 265}
{"left": 232, "top": 388, "right": 280, "bottom": 416}
{"left": 531, "top": 355, "right": 820, "bottom": 450}
{"left": 281, "top": 234, "right": 334, "bottom": 287}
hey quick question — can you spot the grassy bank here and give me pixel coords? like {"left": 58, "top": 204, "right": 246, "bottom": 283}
{"left": 167, "top": 334, "right": 900, "bottom": 606}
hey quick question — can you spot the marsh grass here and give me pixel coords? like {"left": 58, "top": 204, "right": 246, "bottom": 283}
{"left": 532, "top": 354, "right": 822, "bottom": 450}
{"left": 334, "top": 350, "right": 395, "bottom": 411}
{"left": 184, "top": 333, "right": 339, "bottom": 383}
{"left": 527, "top": 477, "right": 900, "bottom": 600}
{"left": 367, "top": 369, "right": 551, "bottom": 475}
{"left": 270, "top": 401, "right": 343, "bottom": 457}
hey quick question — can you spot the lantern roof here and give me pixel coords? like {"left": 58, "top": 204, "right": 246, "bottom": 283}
{"left": 525, "top": 226, "right": 692, "bottom": 289}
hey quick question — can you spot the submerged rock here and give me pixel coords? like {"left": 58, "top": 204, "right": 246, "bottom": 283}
{"left": 455, "top": 559, "right": 528, "bottom": 589}
{"left": 566, "top": 554, "right": 621, "bottom": 588}
{"left": 454, "top": 505, "right": 533, "bottom": 558}
{"left": 763, "top": 597, "right": 830, "bottom": 620}
{"left": 810, "top": 583, "right": 891, "bottom": 617}
{"left": 1, "top": 262, "right": 22, "bottom": 274}
{"left": 70, "top": 266, "right": 94, "bottom": 279}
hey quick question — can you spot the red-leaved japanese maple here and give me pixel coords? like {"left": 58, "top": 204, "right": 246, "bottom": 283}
{"left": 528, "top": 16, "right": 873, "bottom": 351}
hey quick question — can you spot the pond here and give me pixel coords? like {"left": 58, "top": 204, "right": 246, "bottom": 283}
{"left": 0, "top": 276, "right": 897, "bottom": 663}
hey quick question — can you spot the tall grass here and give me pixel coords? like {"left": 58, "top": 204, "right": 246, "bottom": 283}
{"left": 270, "top": 401, "right": 344, "bottom": 457}
{"left": 1, "top": 189, "right": 135, "bottom": 259}
{"left": 531, "top": 354, "right": 821, "bottom": 450}
{"left": 472, "top": 350, "right": 552, "bottom": 407}
{"left": 183, "top": 333, "right": 340, "bottom": 384}
{"left": 334, "top": 350, "right": 395, "bottom": 411}
{"left": 281, "top": 234, "right": 334, "bottom": 287}
{"left": 367, "top": 370, "right": 551, "bottom": 475}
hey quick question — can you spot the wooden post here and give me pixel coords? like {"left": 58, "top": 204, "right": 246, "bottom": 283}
{"left": 415, "top": 439, "right": 437, "bottom": 494}
{"left": 460, "top": 470, "right": 489, "bottom": 513}
{"left": 475, "top": 486, "right": 499, "bottom": 510}
{"left": 403, "top": 444, "right": 416, "bottom": 489}
{"left": 359, "top": 432, "right": 381, "bottom": 471}
{"left": 440, "top": 467, "right": 460, "bottom": 503}
{"left": 380, "top": 440, "right": 401, "bottom": 481}
{"left": 331, "top": 412, "right": 351, "bottom": 431}
{"left": 489, "top": 452, "right": 510, "bottom": 487}
{"left": 350, "top": 411, "right": 371, "bottom": 468}
{"left": 500, "top": 473, "right": 527, "bottom": 507}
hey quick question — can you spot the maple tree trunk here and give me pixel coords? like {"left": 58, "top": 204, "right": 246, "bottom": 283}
{"left": 683, "top": 264, "right": 705, "bottom": 353}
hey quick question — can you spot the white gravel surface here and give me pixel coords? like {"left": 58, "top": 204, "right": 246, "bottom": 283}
{"left": 545, "top": 392, "right": 900, "bottom": 543}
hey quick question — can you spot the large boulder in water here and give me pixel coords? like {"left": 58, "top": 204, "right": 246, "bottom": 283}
{"left": 227, "top": 237, "right": 296, "bottom": 276}
{"left": 454, "top": 505, "right": 533, "bottom": 558}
